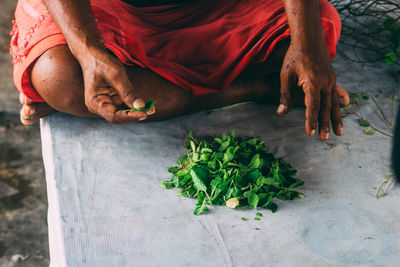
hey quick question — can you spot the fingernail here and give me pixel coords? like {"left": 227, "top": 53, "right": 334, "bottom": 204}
{"left": 310, "top": 129, "right": 316, "bottom": 136}
{"left": 133, "top": 98, "right": 145, "bottom": 109}
{"left": 139, "top": 117, "right": 146, "bottom": 121}
{"left": 146, "top": 106, "right": 156, "bottom": 115}
{"left": 277, "top": 104, "right": 287, "bottom": 114}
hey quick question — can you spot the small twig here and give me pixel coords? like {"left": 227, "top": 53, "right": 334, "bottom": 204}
{"left": 355, "top": 100, "right": 365, "bottom": 119}
{"left": 369, "top": 125, "right": 393, "bottom": 138}
{"left": 376, "top": 174, "right": 395, "bottom": 198}
{"left": 346, "top": 107, "right": 393, "bottom": 138}
{"left": 371, "top": 95, "right": 393, "bottom": 130}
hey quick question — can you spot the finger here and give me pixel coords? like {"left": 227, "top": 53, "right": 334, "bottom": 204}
{"left": 147, "top": 105, "right": 156, "bottom": 115}
{"left": 90, "top": 94, "right": 147, "bottom": 124}
{"left": 133, "top": 98, "right": 146, "bottom": 109}
{"left": 277, "top": 70, "right": 294, "bottom": 115}
{"left": 331, "top": 87, "right": 344, "bottom": 136}
{"left": 108, "top": 69, "right": 143, "bottom": 109}
{"left": 303, "top": 82, "right": 320, "bottom": 136}
{"left": 112, "top": 109, "right": 149, "bottom": 124}
{"left": 110, "top": 94, "right": 124, "bottom": 107}
{"left": 318, "top": 88, "right": 332, "bottom": 141}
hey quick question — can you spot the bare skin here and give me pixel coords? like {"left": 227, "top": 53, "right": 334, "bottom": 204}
{"left": 20, "top": 42, "right": 350, "bottom": 124}
{"left": 20, "top": 0, "right": 351, "bottom": 141}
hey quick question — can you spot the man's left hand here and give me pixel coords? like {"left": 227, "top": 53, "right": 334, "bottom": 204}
{"left": 277, "top": 41, "right": 344, "bottom": 141}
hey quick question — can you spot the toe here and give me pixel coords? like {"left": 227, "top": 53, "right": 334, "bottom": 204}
{"left": 20, "top": 105, "right": 35, "bottom": 125}
{"left": 337, "top": 86, "right": 350, "bottom": 106}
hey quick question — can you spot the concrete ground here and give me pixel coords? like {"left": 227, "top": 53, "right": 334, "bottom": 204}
{"left": 0, "top": 0, "right": 50, "bottom": 266}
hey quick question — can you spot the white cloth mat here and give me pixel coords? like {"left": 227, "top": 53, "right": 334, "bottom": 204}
{"left": 40, "top": 54, "right": 400, "bottom": 266}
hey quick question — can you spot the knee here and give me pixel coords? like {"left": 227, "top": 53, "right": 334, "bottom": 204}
{"left": 31, "top": 45, "right": 86, "bottom": 114}
{"left": 319, "top": 0, "right": 342, "bottom": 60}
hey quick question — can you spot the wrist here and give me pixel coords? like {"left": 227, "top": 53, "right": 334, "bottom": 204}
{"left": 69, "top": 37, "right": 106, "bottom": 64}
{"left": 290, "top": 30, "right": 327, "bottom": 54}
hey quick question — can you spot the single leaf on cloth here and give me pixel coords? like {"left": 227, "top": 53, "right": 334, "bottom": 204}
{"left": 359, "top": 119, "right": 370, "bottom": 127}
{"left": 364, "top": 129, "right": 375, "bottom": 135}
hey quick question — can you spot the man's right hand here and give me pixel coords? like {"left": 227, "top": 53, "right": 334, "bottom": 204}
{"left": 42, "top": 0, "right": 153, "bottom": 123}
{"left": 78, "top": 46, "right": 150, "bottom": 124}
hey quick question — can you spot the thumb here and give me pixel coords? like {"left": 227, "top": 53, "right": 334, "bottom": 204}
{"left": 277, "top": 70, "right": 293, "bottom": 116}
{"left": 108, "top": 70, "right": 143, "bottom": 109}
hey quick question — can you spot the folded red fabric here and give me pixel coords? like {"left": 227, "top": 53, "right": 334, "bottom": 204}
{"left": 10, "top": 0, "right": 341, "bottom": 102}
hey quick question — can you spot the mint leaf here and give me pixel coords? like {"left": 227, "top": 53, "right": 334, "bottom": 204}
{"left": 190, "top": 169, "right": 207, "bottom": 193}
{"left": 245, "top": 191, "right": 259, "bottom": 209}
{"left": 248, "top": 154, "right": 261, "bottom": 169}
{"left": 194, "top": 202, "right": 209, "bottom": 215}
{"left": 123, "top": 99, "right": 155, "bottom": 112}
{"left": 364, "top": 129, "right": 375, "bottom": 135}
{"left": 160, "top": 181, "right": 173, "bottom": 189}
{"left": 358, "top": 119, "right": 370, "bottom": 127}
{"left": 162, "top": 131, "right": 304, "bottom": 215}
{"left": 384, "top": 52, "right": 397, "bottom": 66}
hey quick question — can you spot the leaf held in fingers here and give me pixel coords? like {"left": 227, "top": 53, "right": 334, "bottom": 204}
{"left": 123, "top": 99, "right": 156, "bottom": 112}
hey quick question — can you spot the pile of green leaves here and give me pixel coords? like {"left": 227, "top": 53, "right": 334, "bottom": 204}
{"left": 161, "top": 131, "right": 304, "bottom": 215}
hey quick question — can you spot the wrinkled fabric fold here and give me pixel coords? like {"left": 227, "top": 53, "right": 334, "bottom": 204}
{"left": 10, "top": 0, "right": 341, "bottom": 102}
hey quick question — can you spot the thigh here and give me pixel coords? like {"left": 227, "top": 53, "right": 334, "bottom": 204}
{"left": 31, "top": 45, "right": 193, "bottom": 118}
{"left": 31, "top": 45, "right": 88, "bottom": 116}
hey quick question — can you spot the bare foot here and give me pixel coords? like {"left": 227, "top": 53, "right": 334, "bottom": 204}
{"left": 19, "top": 93, "right": 57, "bottom": 125}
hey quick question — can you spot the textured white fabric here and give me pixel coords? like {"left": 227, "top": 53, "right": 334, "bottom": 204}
{"left": 40, "top": 54, "right": 400, "bottom": 266}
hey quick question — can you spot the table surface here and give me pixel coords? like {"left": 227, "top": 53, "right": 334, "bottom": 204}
{"left": 40, "top": 53, "right": 400, "bottom": 267}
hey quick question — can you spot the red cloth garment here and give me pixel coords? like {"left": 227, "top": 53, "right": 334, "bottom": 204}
{"left": 10, "top": 0, "right": 341, "bottom": 102}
